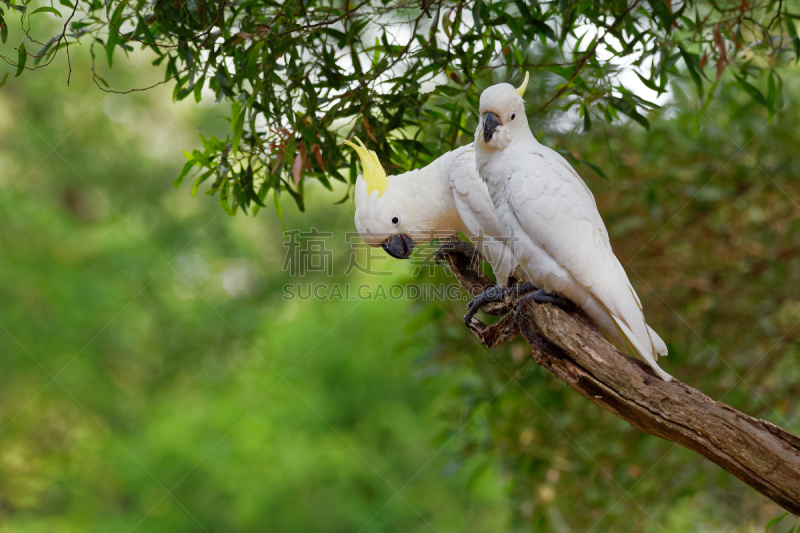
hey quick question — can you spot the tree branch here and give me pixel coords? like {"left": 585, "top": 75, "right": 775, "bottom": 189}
{"left": 437, "top": 240, "right": 800, "bottom": 516}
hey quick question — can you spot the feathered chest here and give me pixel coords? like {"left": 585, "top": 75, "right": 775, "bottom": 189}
{"left": 477, "top": 154, "right": 518, "bottom": 209}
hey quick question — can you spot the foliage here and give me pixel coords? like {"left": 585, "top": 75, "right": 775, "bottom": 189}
{"left": 2, "top": 2, "right": 800, "bottom": 531}
{"left": 0, "top": 58, "right": 512, "bottom": 532}
{"left": 3, "top": 63, "right": 795, "bottom": 528}
{"left": 3, "top": 0, "right": 800, "bottom": 216}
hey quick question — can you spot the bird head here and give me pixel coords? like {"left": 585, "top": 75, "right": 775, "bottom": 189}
{"left": 346, "top": 137, "right": 454, "bottom": 259}
{"left": 475, "top": 72, "right": 529, "bottom": 150}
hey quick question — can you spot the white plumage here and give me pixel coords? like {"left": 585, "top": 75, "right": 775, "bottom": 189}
{"left": 474, "top": 78, "right": 672, "bottom": 381}
{"left": 349, "top": 139, "right": 517, "bottom": 287}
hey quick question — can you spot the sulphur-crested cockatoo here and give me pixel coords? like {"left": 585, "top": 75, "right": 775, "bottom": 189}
{"left": 473, "top": 73, "right": 672, "bottom": 381}
{"left": 345, "top": 137, "right": 517, "bottom": 292}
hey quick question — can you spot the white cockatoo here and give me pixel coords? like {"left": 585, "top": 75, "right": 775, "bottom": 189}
{"left": 473, "top": 73, "right": 672, "bottom": 381}
{"left": 345, "top": 137, "right": 517, "bottom": 292}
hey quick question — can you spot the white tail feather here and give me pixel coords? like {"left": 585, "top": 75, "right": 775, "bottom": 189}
{"left": 612, "top": 316, "right": 673, "bottom": 381}
{"left": 647, "top": 325, "right": 668, "bottom": 357}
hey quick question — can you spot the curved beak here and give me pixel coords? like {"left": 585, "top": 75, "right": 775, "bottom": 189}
{"left": 381, "top": 234, "right": 415, "bottom": 259}
{"left": 482, "top": 111, "right": 502, "bottom": 144}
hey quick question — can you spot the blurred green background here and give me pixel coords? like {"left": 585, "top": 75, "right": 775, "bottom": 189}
{"left": 1, "top": 50, "right": 799, "bottom": 532}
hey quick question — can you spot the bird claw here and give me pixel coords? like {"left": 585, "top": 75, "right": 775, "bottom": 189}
{"left": 505, "top": 281, "right": 537, "bottom": 299}
{"left": 464, "top": 280, "right": 572, "bottom": 331}
{"left": 464, "top": 285, "right": 506, "bottom": 326}
{"left": 513, "top": 288, "right": 571, "bottom": 321}
{"left": 521, "top": 288, "right": 569, "bottom": 306}
{"left": 464, "top": 282, "right": 539, "bottom": 326}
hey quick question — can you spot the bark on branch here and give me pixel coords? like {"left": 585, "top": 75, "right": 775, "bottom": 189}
{"left": 435, "top": 240, "right": 800, "bottom": 516}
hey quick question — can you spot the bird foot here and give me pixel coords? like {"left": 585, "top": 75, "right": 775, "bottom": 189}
{"left": 464, "top": 282, "right": 539, "bottom": 326}
{"left": 513, "top": 289, "right": 570, "bottom": 322}
{"left": 506, "top": 281, "right": 537, "bottom": 299}
{"left": 464, "top": 285, "right": 505, "bottom": 326}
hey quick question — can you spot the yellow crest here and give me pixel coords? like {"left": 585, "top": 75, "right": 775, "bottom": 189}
{"left": 515, "top": 71, "right": 530, "bottom": 97}
{"left": 343, "top": 137, "right": 389, "bottom": 197}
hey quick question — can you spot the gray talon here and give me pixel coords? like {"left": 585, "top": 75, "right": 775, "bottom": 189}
{"left": 520, "top": 288, "right": 568, "bottom": 306}
{"left": 508, "top": 281, "right": 537, "bottom": 299}
{"left": 464, "top": 282, "right": 542, "bottom": 326}
{"left": 464, "top": 285, "right": 505, "bottom": 325}
{"left": 514, "top": 288, "right": 570, "bottom": 321}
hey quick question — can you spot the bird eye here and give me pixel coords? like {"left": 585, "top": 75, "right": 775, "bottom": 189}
{"left": 391, "top": 216, "right": 399, "bottom": 225}
{"left": 511, "top": 114, "right": 516, "bottom": 120}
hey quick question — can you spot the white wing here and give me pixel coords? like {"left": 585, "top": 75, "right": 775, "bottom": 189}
{"left": 508, "top": 147, "right": 671, "bottom": 380}
{"left": 449, "top": 144, "right": 517, "bottom": 286}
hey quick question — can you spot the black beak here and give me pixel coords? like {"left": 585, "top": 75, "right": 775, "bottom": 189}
{"left": 482, "top": 111, "right": 501, "bottom": 143}
{"left": 381, "top": 234, "right": 415, "bottom": 259}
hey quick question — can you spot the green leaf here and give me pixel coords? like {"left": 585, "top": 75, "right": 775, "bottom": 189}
{"left": 765, "top": 512, "right": 787, "bottom": 532}
{"left": 30, "top": 6, "right": 61, "bottom": 17}
{"left": 191, "top": 169, "right": 213, "bottom": 196}
{"left": 15, "top": 41, "right": 26, "bottom": 77}
{"left": 193, "top": 77, "right": 204, "bottom": 103}
{"left": 678, "top": 46, "right": 703, "bottom": 99}
{"left": 559, "top": 149, "right": 608, "bottom": 180}
{"left": 245, "top": 41, "right": 263, "bottom": 79}
{"left": 0, "top": 72, "right": 8, "bottom": 87}
{"left": 635, "top": 71, "right": 666, "bottom": 94}
{"left": 106, "top": 29, "right": 117, "bottom": 68}
{"left": 546, "top": 64, "right": 588, "bottom": 89}
{"left": 371, "top": 36, "right": 381, "bottom": 66}
{"left": 787, "top": 9, "right": 800, "bottom": 63}
{"left": 33, "top": 36, "right": 60, "bottom": 66}
{"left": 582, "top": 105, "right": 591, "bottom": 132}
{"left": 734, "top": 74, "right": 768, "bottom": 108}
{"left": 106, "top": 3, "right": 125, "bottom": 69}
{"left": 281, "top": 179, "right": 305, "bottom": 212}
{"left": 0, "top": 17, "right": 7, "bottom": 45}
{"left": 578, "top": 158, "right": 608, "bottom": 180}
{"left": 242, "top": 164, "right": 265, "bottom": 208}
{"left": 231, "top": 103, "right": 246, "bottom": 153}
{"left": 646, "top": 0, "right": 672, "bottom": 29}
{"left": 174, "top": 160, "right": 197, "bottom": 188}
{"left": 316, "top": 172, "right": 333, "bottom": 191}
{"left": 219, "top": 183, "right": 235, "bottom": 215}
{"left": 472, "top": 0, "right": 482, "bottom": 33}
{"left": 529, "top": 18, "right": 556, "bottom": 41}
{"left": 609, "top": 96, "right": 649, "bottom": 130}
